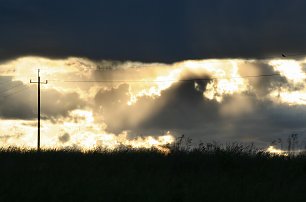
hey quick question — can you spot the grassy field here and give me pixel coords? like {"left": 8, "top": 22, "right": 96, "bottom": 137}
{"left": 0, "top": 142, "right": 306, "bottom": 202}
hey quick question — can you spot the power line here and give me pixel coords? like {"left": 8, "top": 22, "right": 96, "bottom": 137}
{"left": 0, "top": 83, "right": 24, "bottom": 95}
{"left": 0, "top": 81, "right": 10, "bottom": 85}
{"left": 0, "top": 73, "right": 282, "bottom": 98}
{"left": 49, "top": 73, "right": 281, "bottom": 83}
{"left": 1, "top": 86, "right": 30, "bottom": 99}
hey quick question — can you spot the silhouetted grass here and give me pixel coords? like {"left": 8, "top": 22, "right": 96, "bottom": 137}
{"left": 0, "top": 141, "right": 306, "bottom": 202}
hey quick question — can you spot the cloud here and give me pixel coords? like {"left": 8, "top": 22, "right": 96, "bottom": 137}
{"left": 91, "top": 57, "right": 306, "bottom": 146}
{"left": 0, "top": 76, "right": 85, "bottom": 120}
{"left": 94, "top": 83, "right": 166, "bottom": 134}
{"left": 1, "top": 56, "right": 306, "bottom": 149}
{"left": 58, "top": 133, "right": 70, "bottom": 143}
{"left": 41, "top": 89, "right": 85, "bottom": 119}
{"left": 1, "top": 0, "right": 306, "bottom": 62}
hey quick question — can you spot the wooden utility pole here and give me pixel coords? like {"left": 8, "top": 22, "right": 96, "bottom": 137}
{"left": 30, "top": 69, "right": 47, "bottom": 151}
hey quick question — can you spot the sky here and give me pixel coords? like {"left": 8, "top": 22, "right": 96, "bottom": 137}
{"left": 0, "top": 0, "right": 306, "bottom": 151}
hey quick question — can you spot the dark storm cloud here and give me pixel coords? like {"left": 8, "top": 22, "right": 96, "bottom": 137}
{"left": 0, "top": 76, "right": 84, "bottom": 119}
{"left": 0, "top": 77, "right": 34, "bottom": 119}
{"left": 41, "top": 89, "right": 85, "bottom": 119}
{"left": 139, "top": 82, "right": 220, "bottom": 130}
{"left": 239, "top": 61, "right": 289, "bottom": 96}
{"left": 1, "top": 0, "right": 306, "bottom": 62}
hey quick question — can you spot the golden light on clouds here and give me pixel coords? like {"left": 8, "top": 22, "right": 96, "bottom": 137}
{"left": 128, "top": 59, "right": 249, "bottom": 104}
{"left": 0, "top": 56, "right": 252, "bottom": 104}
{"left": 271, "top": 91, "right": 306, "bottom": 105}
{"left": 0, "top": 56, "right": 306, "bottom": 150}
{"left": 0, "top": 109, "right": 174, "bottom": 151}
{"left": 269, "top": 59, "right": 306, "bottom": 83}
{"left": 266, "top": 59, "right": 306, "bottom": 106}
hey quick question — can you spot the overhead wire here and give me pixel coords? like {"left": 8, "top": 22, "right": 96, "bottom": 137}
{"left": 48, "top": 73, "right": 281, "bottom": 83}
{"left": 0, "top": 83, "right": 24, "bottom": 95}
{"left": 1, "top": 86, "right": 30, "bottom": 99}
{"left": 0, "top": 73, "right": 282, "bottom": 101}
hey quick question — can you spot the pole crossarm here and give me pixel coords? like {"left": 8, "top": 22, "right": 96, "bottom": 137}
{"left": 30, "top": 80, "right": 48, "bottom": 84}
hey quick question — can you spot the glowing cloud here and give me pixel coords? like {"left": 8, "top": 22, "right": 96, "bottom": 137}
{"left": 0, "top": 56, "right": 306, "bottom": 150}
{"left": 268, "top": 59, "right": 306, "bottom": 105}
{"left": 0, "top": 109, "right": 174, "bottom": 151}
{"left": 269, "top": 59, "right": 306, "bottom": 83}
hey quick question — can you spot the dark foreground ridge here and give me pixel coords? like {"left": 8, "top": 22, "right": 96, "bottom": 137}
{"left": 0, "top": 144, "right": 306, "bottom": 202}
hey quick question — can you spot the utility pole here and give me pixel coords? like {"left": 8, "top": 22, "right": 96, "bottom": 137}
{"left": 30, "top": 69, "right": 48, "bottom": 151}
